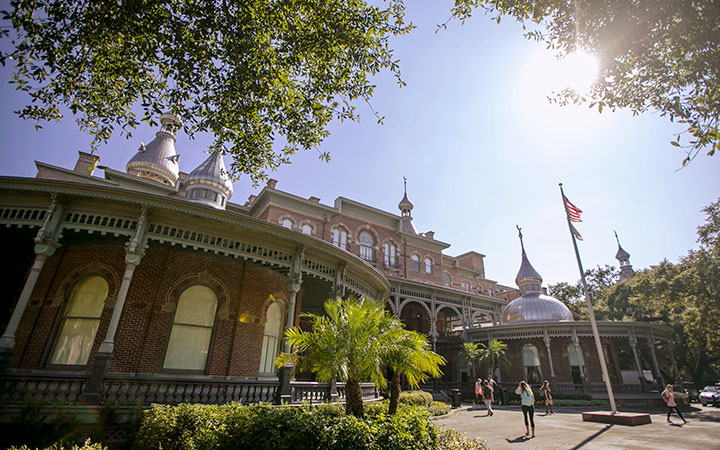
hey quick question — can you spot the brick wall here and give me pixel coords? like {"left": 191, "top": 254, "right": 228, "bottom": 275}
{"left": 10, "top": 240, "right": 298, "bottom": 378}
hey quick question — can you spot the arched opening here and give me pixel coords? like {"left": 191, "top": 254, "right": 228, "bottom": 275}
{"left": 522, "top": 343, "right": 542, "bottom": 383}
{"left": 163, "top": 285, "right": 218, "bottom": 371}
{"left": 49, "top": 275, "right": 108, "bottom": 366}
{"left": 566, "top": 343, "right": 588, "bottom": 386}
{"left": 259, "top": 300, "right": 285, "bottom": 376}
{"left": 399, "top": 302, "right": 430, "bottom": 335}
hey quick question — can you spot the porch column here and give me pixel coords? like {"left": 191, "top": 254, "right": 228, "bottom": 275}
{"left": 571, "top": 328, "right": 588, "bottom": 391}
{"left": 81, "top": 207, "right": 148, "bottom": 404}
{"left": 0, "top": 196, "right": 63, "bottom": 356}
{"left": 278, "top": 248, "right": 304, "bottom": 404}
{"left": 647, "top": 334, "right": 664, "bottom": 386}
{"left": 543, "top": 328, "right": 556, "bottom": 382}
{"left": 668, "top": 343, "right": 680, "bottom": 380}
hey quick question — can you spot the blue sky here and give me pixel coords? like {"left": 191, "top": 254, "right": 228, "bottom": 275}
{"left": 1, "top": 2, "right": 718, "bottom": 288}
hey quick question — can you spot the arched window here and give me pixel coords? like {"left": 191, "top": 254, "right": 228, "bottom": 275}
{"left": 567, "top": 343, "right": 588, "bottom": 385}
{"left": 522, "top": 343, "right": 542, "bottom": 383}
{"left": 461, "top": 281, "right": 470, "bottom": 292}
{"left": 358, "top": 231, "right": 374, "bottom": 261}
{"left": 49, "top": 275, "right": 108, "bottom": 365}
{"left": 442, "top": 273, "right": 451, "bottom": 287}
{"left": 163, "top": 285, "right": 218, "bottom": 371}
{"left": 301, "top": 223, "right": 312, "bottom": 235}
{"left": 424, "top": 257, "right": 432, "bottom": 273}
{"left": 411, "top": 254, "right": 420, "bottom": 271}
{"left": 383, "top": 242, "right": 397, "bottom": 267}
{"left": 332, "top": 228, "right": 347, "bottom": 250}
{"left": 259, "top": 301, "right": 285, "bottom": 375}
{"left": 281, "top": 218, "right": 293, "bottom": 229}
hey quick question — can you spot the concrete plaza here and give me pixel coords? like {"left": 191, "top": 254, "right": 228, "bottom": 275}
{"left": 434, "top": 403, "right": 720, "bottom": 450}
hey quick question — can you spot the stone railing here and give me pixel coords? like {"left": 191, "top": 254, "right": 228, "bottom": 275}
{"left": 102, "top": 374, "right": 279, "bottom": 405}
{"left": 0, "top": 370, "right": 87, "bottom": 404}
{"left": 0, "top": 371, "right": 379, "bottom": 407}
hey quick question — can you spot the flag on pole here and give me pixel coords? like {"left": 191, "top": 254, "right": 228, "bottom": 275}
{"left": 563, "top": 195, "right": 583, "bottom": 222}
{"left": 569, "top": 223, "right": 583, "bottom": 241}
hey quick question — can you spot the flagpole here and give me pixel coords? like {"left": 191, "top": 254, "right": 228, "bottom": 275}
{"left": 559, "top": 183, "right": 617, "bottom": 414}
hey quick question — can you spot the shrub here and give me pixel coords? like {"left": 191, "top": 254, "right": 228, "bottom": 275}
{"left": 427, "top": 402, "right": 451, "bottom": 416}
{"left": 437, "top": 429, "right": 489, "bottom": 450}
{"left": 134, "top": 402, "right": 438, "bottom": 450}
{"left": 9, "top": 439, "right": 104, "bottom": 450}
{"left": 398, "top": 390, "right": 433, "bottom": 407}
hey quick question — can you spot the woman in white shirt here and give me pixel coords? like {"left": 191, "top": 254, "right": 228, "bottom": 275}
{"left": 661, "top": 384, "right": 687, "bottom": 424}
{"left": 515, "top": 381, "right": 535, "bottom": 437}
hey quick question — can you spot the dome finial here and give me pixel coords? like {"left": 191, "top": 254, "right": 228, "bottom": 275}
{"left": 517, "top": 225, "right": 525, "bottom": 253}
{"left": 614, "top": 230, "right": 634, "bottom": 280}
{"left": 397, "top": 176, "right": 417, "bottom": 233}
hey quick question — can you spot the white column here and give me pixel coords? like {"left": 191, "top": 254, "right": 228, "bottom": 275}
{"left": 629, "top": 333, "right": 644, "bottom": 378}
{"left": 0, "top": 243, "right": 58, "bottom": 349}
{"left": 283, "top": 278, "right": 302, "bottom": 353}
{"left": 97, "top": 253, "right": 141, "bottom": 354}
{"left": 0, "top": 196, "right": 63, "bottom": 351}
{"left": 647, "top": 334, "right": 664, "bottom": 385}
{"left": 544, "top": 328, "right": 555, "bottom": 380}
{"left": 96, "top": 207, "right": 148, "bottom": 355}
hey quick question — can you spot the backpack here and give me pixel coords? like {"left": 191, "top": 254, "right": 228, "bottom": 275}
{"left": 482, "top": 386, "right": 493, "bottom": 399}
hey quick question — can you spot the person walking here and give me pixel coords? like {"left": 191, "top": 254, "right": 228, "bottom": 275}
{"left": 474, "top": 378, "right": 482, "bottom": 405}
{"left": 482, "top": 379, "right": 494, "bottom": 416}
{"left": 515, "top": 381, "right": 535, "bottom": 437}
{"left": 488, "top": 375, "right": 500, "bottom": 405}
{"left": 662, "top": 384, "right": 688, "bottom": 424}
{"left": 540, "top": 380, "right": 553, "bottom": 415}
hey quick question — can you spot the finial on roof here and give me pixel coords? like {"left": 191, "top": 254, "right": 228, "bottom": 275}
{"left": 397, "top": 176, "right": 416, "bottom": 233}
{"left": 517, "top": 225, "right": 525, "bottom": 253}
{"left": 403, "top": 176, "right": 407, "bottom": 195}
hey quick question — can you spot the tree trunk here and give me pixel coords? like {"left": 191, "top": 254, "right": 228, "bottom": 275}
{"left": 388, "top": 372, "right": 401, "bottom": 415}
{"left": 345, "top": 377, "right": 364, "bottom": 417}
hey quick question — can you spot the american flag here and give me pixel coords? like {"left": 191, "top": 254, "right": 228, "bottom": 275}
{"left": 563, "top": 195, "right": 583, "bottom": 222}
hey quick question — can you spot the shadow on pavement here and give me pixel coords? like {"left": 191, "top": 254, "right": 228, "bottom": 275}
{"left": 505, "top": 435, "right": 533, "bottom": 444}
{"left": 570, "top": 424, "right": 614, "bottom": 450}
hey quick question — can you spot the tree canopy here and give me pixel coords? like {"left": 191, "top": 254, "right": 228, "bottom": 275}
{"left": 450, "top": 0, "right": 720, "bottom": 165}
{"left": 549, "top": 198, "right": 720, "bottom": 386}
{"left": 0, "top": 0, "right": 410, "bottom": 183}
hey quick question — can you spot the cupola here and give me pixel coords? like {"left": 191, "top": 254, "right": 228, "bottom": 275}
{"left": 126, "top": 113, "right": 182, "bottom": 186}
{"left": 184, "top": 151, "right": 234, "bottom": 209}
{"left": 398, "top": 177, "right": 417, "bottom": 234}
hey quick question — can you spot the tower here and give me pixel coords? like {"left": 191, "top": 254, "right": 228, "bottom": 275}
{"left": 614, "top": 231, "right": 635, "bottom": 281}
{"left": 398, "top": 176, "right": 417, "bottom": 234}
{"left": 126, "top": 113, "right": 182, "bottom": 187}
{"left": 184, "top": 151, "right": 234, "bottom": 210}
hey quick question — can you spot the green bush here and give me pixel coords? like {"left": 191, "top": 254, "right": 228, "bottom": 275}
{"left": 437, "top": 429, "right": 489, "bottom": 450}
{"left": 398, "top": 390, "right": 433, "bottom": 407}
{"left": 427, "top": 402, "right": 451, "bottom": 416}
{"left": 133, "top": 402, "right": 439, "bottom": 450}
{"left": 9, "top": 439, "right": 104, "bottom": 450}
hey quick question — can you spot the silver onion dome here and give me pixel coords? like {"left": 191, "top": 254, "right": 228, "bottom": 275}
{"left": 184, "top": 151, "right": 233, "bottom": 210}
{"left": 501, "top": 226, "right": 574, "bottom": 324}
{"left": 126, "top": 113, "right": 182, "bottom": 186}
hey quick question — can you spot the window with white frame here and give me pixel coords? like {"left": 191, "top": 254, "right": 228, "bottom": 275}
{"left": 383, "top": 242, "right": 397, "bottom": 267}
{"left": 424, "top": 257, "right": 432, "bottom": 273}
{"left": 49, "top": 275, "right": 108, "bottom": 365}
{"left": 259, "top": 301, "right": 285, "bottom": 375}
{"left": 358, "top": 231, "right": 374, "bottom": 261}
{"left": 411, "top": 254, "right": 420, "bottom": 271}
{"left": 281, "top": 218, "right": 293, "bottom": 229}
{"left": 301, "top": 223, "right": 312, "bottom": 235}
{"left": 163, "top": 285, "right": 218, "bottom": 371}
{"left": 332, "top": 228, "right": 348, "bottom": 250}
{"left": 442, "top": 273, "right": 451, "bottom": 287}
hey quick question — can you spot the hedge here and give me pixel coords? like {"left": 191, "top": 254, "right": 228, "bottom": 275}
{"left": 133, "top": 402, "right": 439, "bottom": 450}
{"left": 398, "top": 390, "right": 434, "bottom": 407}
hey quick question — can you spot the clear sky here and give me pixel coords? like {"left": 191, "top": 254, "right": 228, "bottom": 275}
{"left": 0, "top": 2, "right": 718, "bottom": 289}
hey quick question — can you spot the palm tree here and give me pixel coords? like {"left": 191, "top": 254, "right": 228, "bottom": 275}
{"left": 480, "top": 339, "right": 510, "bottom": 378}
{"left": 382, "top": 328, "right": 445, "bottom": 415}
{"left": 277, "top": 296, "right": 397, "bottom": 417}
{"left": 459, "top": 342, "right": 483, "bottom": 381}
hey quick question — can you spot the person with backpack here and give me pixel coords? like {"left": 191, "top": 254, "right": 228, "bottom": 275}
{"left": 515, "top": 381, "right": 535, "bottom": 437}
{"left": 662, "top": 384, "right": 688, "bottom": 424}
{"left": 482, "top": 379, "right": 494, "bottom": 416}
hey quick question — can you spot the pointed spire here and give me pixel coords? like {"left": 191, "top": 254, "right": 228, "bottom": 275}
{"left": 126, "top": 113, "right": 182, "bottom": 187}
{"left": 614, "top": 231, "right": 634, "bottom": 280}
{"left": 398, "top": 176, "right": 417, "bottom": 234}
{"left": 515, "top": 225, "right": 543, "bottom": 294}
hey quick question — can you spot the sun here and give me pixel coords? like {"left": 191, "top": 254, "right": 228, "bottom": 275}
{"left": 514, "top": 49, "right": 601, "bottom": 133}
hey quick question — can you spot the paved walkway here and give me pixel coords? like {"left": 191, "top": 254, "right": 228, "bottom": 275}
{"left": 433, "top": 403, "right": 720, "bottom": 449}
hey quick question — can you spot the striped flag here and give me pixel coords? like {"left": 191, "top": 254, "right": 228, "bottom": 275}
{"left": 563, "top": 195, "right": 583, "bottom": 222}
{"left": 569, "top": 223, "right": 583, "bottom": 241}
